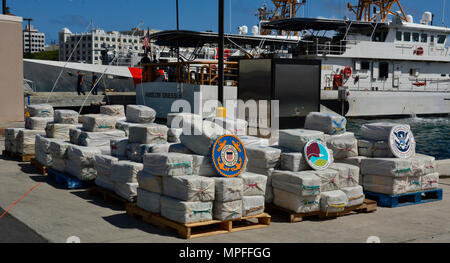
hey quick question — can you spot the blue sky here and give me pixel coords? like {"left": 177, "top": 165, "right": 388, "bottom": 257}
{"left": 8, "top": 0, "right": 450, "bottom": 44}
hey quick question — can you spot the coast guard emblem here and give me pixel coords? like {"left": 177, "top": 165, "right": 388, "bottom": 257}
{"left": 211, "top": 135, "right": 246, "bottom": 178}
{"left": 389, "top": 125, "right": 416, "bottom": 159}
{"left": 304, "top": 140, "right": 332, "bottom": 171}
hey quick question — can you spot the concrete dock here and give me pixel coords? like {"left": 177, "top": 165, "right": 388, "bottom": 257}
{"left": 1, "top": 137, "right": 450, "bottom": 243}
{"left": 25, "top": 92, "right": 136, "bottom": 108}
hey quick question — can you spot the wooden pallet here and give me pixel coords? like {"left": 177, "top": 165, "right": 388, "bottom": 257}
{"left": 2, "top": 150, "right": 34, "bottom": 162}
{"left": 267, "top": 199, "right": 377, "bottom": 223}
{"left": 364, "top": 189, "right": 443, "bottom": 208}
{"left": 30, "top": 158, "right": 48, "bottom": 175}
{"left": 47, "top": 168, "right": 90, "bottom": 189}
{"left": 88, "top": 185, "right": 135, "bottom": 204}
{"left": 126, "top": 203, "right": 271, "bottom": 239}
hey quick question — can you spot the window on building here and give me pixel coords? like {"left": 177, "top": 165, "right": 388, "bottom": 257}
{"left": 420, "top": 34, "right": 428, "bottom": 43}
{"left": 437, "top": 35, "right": 446, "bottom": 44}
{"left": 134, "top": 39, "right": 137, "bottom": 43}
{"left": 106, "top": 37, "right": 110, "bottom": 41}
{"left": 100, "top": 37, "right": 104, "bottom": 41}
{"left": 361, "top": 61, "right": 370, "bottom": 70}
{"left": 396, "top": 31, "right": 402, "bottom": 41}
{"left": 112, "top": 38, "right": 116, "bottom": 42}
{"left": 95, "top": 37, "right": 99, "bottom": 41}
{"left": 404, "top": 32, "right": 411, "bottom": 42}
{"left": 430, "top": 35, "right": 435, "bottom": 43}
{"left": 412, "top": 33, "right": 419, "bottom": 42}
{"left": 379, "top": 62, "right": 389, "bottom": 79}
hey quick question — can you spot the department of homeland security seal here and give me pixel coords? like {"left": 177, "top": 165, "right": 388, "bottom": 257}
{"left": 389, "top": 125, "right": 416, "bottom": 159}
{"left": 304, "top": 140, "right": 332, "bottom": 170}
{"left": 211, "top": 135, "right": 246, "bottom": 178}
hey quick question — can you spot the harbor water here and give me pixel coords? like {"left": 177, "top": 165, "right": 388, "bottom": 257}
{"left": 347, "top": 117, "right": 450, "bottom": 160}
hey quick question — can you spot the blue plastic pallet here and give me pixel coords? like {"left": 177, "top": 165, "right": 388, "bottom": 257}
{"left": 47, "top": 168, "right": 85, "bottom": 189}
{"left": 364, "top": 189, "right": 443, "bottom": 208}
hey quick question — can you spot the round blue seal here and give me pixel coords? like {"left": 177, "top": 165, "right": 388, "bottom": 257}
{"left": 211, "top": 135, "right": 247, "bottom": 178}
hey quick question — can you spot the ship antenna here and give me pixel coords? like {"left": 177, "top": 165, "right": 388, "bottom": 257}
{"left": 443, "top": 0, "right": 446, "bottom": 26}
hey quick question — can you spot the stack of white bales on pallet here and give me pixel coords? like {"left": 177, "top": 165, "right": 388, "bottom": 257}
{"left": 240, "top": 172, "right": 267, "bottom": 216}
{"left": 126, "top": 124, "right": 168, "bottom": 162}
{"left": 46, "top": 110, "right": 81, "bottom": 140}
{"left": 116, "top": 105, "right": 157, "bottom": 136}
{"left": 66, "top": 144, "right": 101, "bottom": 180}
{"left": 357, "top": 123, "right": 402, "bottom": 158}
{"left": 49, "top": 140, "right": 72, "bottom": 172}
{"left": 4, "top": 128, "right": 24, "bottom": 153}
{"left": 100, "top": 105, "right": 126, "bottom": 121}
{"left": 166, "top": 112, "right": 203, "bottom": 143}
{"left": 205, "top": 117, "right": 248, "bottom": 136}
{"left": 110, "top": 160, "right": 143, "bottom": 201}
{"left": 25, "top": 104, "right": 54, "bottom": 131}
{"left": 34, "top": 135, "right": 60, "bottom": 167}
{"left": 93, "top": 154, "right": 119, "bottom": 191}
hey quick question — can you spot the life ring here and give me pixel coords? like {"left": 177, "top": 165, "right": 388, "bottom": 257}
{"left": 415, "top": 47, "right": 424, "bottom": 56}
{"left": 343, "top": 66, "right": 352, "bottom": 78}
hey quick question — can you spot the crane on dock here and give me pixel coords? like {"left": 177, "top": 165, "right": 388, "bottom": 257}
{"left": 347, "top": 0, "right": 408, "bottom": 22}
{"left": 256, "top": 0, "right": 307, "bottom": 36}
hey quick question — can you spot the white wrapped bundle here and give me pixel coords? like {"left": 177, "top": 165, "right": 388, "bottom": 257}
{"left": 414, "top": 154, "right": 436, "bottom": 175}
{"left": 82, "top": 114, "right": 117, "bottom": 132}
{"left": 341, "top": 185, "right": 364, "bottom": 207}
{"left": 52, "top": 157, "right": 66, "bottom": 172}
{"left": 328, "top": 163, "right": 360, "bottom": 188}
{"left": 320, "top": 190, "right": 348, "bottom": 213}
{"left": 213, "top": 200, "right": 242, "bottom": 220}
{"left": 166, "top": 112, "right": 202, "bottom": 128}
{"left": 337, "top": 156, "right": 367, "bottom": 169}
{"left": 67, "top": 145, "right": 102, "bottom": 167}
{"left": 95, "top": 174, "right": 115, "bottom": 191}
{"left": 115, "top": 120, "right": 156, "bottom": 136}
{"left": 143, "top": 153, "right": 193, "bottom": 176}
{"left": 213, "top": 177, "right": 243, "bottom": 202}
{"left": 79, "top": 129, "right": 126, "bottom": 147}
{"left": 192, "top": 155, "right": 216, "bottom": 176}
{"left": 26, "top": 117, "right": 53, "bottom": 130}
{"left": 114, "top": 182, "right": 138, "bottom": 202}
{"left": 168, "top": 128, "right": 182, "bottom": 143}
{"left": 373, "top": 141, "right": 394, "bottom": 158}
{"left": 272, "top": 170, "right": 321, "bottom": 196}
{"left": 93, "top": 154, "right": 119, "bottom": 178}
{"left": 99, "top": 146, "right": 111, "bottom": 155}
{"left": 310, "top": 169, "right": 340, "bottom": 192}
{"left": 127, "top": 143, "right": 156, "bottom": 163}
{"left": 358, "top": 139, "right": 374, "bottom": 157}
{"left": 110, "top": 161, "right": 143, "bottom": 184}
{"left": 126, "top": 105, "right": 156, "bottom": 123}
{"left": 210, "top": 117, "right": 248, "bottom": 135}
{"left": 279, "top": 129, "right": 325, "bottom": 152}
{"left": 421, "top": 173, "right": 439, "bottom": 190}
{"left": 304, "top": 112, "right": 347, "bottom": 135}
{"left": 27, "top": 104, "right": 53, "bottom": 117}
{"left": 179, "top": 120, "right": 229, "bottom": 156}
{"left": 273, "top": 188, "right": 320, "bottom": 213}
{"left": 280, "top": 152, "right": 309, "bottom": 172}
{"left": 100, "top": 105, "right": 125, "bottom": 117}
{"left": 35, "top": 135, "right": 58, "bottom": 166}
{"left": 49, "top": 140, "right": 71, "bottom": 158}
{"left": 245, "top": 146, "right": 281, "bottom": 170}
{"left": 168, "top": 143, "right": 194, "bottom": 154}
{"left": 162, "top": 175, "right": 215, "bottom": 202}
{"left": 242, "top": 196, "right": 265, "bottom": 216}
{"left": 149, "top": 143, "right": 172, "bottom": 153}
{"left": 363, "top": 175, "right": 417, "bottom": 195}
{"left": 137, "top": 171, "right": 162, "bottom": 193}
{"left": 161, "top": 196, "right": 212, "bottom": 224}
{"left": 360, "top": 122, "right": 410, "bottom": 141}
{"left": 238, "top": 135, "right": 269, "bottom": 147}
{"left": 45, "top": 123, "right": 79, "bottom": 140}
{"left": 240, "top": 172, "right": 267, "bottom": 196}
{"left": 110, "top": 138, "right": 128, "bottom": 157}
{"left": 16, "top": 129, "right": 46, "bottom": 154}
{"left": 5, "top": 128, "right": 24, "bottom": 152}
{"left": 69, "top": 128, "right": 82, "bottom": 145}
{"left": 54, "top": 110, "right": 79, "bottom": 124}
{"left": 137, "top": 188, "right": 161, "bottom": 213}
{"left": 128, "top": 125, "right": 168, "bottom": 144}
{"left": 408, "top": 176, "right": 422, "bottom": 192}
{"left": 326, "top": 132, "right": 358, "bottom": 160}
{"left": 65, "top": 159, "right": 97, "bottom": 181}
{"left": 361, "top": 158, "right": 413, "bottom": 177}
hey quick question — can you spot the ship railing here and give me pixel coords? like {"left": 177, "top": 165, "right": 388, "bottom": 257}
{"left": 297, "top": 39, "right": 358, "bottom": 56}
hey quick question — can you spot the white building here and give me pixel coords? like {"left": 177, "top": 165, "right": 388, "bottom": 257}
{"left": 58, "top": 27, "right": 145, "bottom": 66}
{"left": 23, "top": 25, "right": 45, "bottom": 53}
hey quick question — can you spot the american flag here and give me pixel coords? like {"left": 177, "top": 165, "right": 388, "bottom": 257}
{"left": 142, "top": 31, "right": 150, "bottom": 50}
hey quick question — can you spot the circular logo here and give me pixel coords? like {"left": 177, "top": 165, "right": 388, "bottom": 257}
{"left": 304, "top": 140, "right": 332, "bottom": 170}
{"left": 389, "top": 125, "right": 416, "bottom": 159}
{"left": 211, "top": 135, "right": 246, "bottom": 178}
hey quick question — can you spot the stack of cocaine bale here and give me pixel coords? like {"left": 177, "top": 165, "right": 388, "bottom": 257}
{"left": 34, "top": 135, "right": 59, "bottom": 167}
{"left": 357, "top": 123, "right": 401, "bottom": 158}
{"left": 25, "top": 104, "right": 54, "bottom": 131}
{"left": 46, "top": 110, "right": 81, "bottom": 140}
{"left": 100, "top": 105, "right": 126, "bottom": 121}
{"left": 49, "top": 140, "right": 72, "bottom": 172}
{"left": 110, "top": 160, "right": 143, "bottom": 201}
{"left": 93, "top": 154, "right": 119, "bottom": 191}
{"left": 115, "top": 105, "right": 157, "bottom": 136}
{"left": 4, "top": 128, "right": 24, "bottom": 153}
{"left": 166, "top": 112, "right": 203, "bottom": 143}
{"left": 239, "top": 172, "right": 267, "bottom": 216}
{"left": 206, "top": 117, "right": 248, "bottom": 136}
{"left": 126, "top": 124, "right": 169, "bottom": 162}
{"left": 65, "top": 144, "right": 102, "bottom": 181}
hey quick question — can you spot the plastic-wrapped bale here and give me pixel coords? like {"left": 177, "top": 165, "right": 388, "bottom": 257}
{"left": 114, "top": 182, "right": 138, "bottom": 202}
{"left": 65, "top": 159, "right": 97, "bottom": 181}
{"left": 341, "top": 185, "right": 364, "bottom": 207}
{"left": 45, "top": 123, "right": 79, "bottom": 140}
{"left": 66, "top": 145, "right": 101, "bottom": 180}
{"left": 168, "top": 143, "right": 194, "bottom": 154}
{"left": 310, "top": 169, "right": 340, "bottom": 192}
{"left": 363, "top": 174, "right": 421, "bottom": 195}
{"left": 52, "top": 158, "right": 66, "bottom": 173}
{"left": 27, "top": 104, "right": 53, "bottom": 117}
{"left": 213, "top": 200, "right": 242, "bottom": 221}
{"left": 93, "top": 154, "right": 119, "bottom": 178}
{"left": 304, "top": 112, "right": 347, "bottom": 135}
{"left": 69, "top": 128, "right": 82, "bottom": 145}
{"left": 35, "top": 135, "right": 58, "bottom": 166}
{"left": 361, "top": 158, "right": 413, "bottom": 177}
{"left": 54, "top": 110, "right": 79, "bottom": 124}
{"left": 79, "top": 129, "right": 126, "bottom": 147}
{"left": 273, "top": 188, "right": 320, "bottom": 213}
{"left": 320, "top": 190, "right": 348, "bottom": 214}
{"left": 272, "top": 170, "right": 321, "bottom": 196}
{"left": 49, "top": 141, "right": 71, "bottom": 172}
{"left": 337, "top": 156, "right": 367, "bottom": 170}
{"left": 26, "top": 117, "right": 54, "bottom": 130}
{"left": 238, "top": 135, "right": 269, "bottom": 147}
{"left": 279, "top": 129, "right": 325, "bottom": 152}
{"left": 162, "top": 175, "right": 215, "bottom": 202}
{"left": 358, "top": 139, "right": 374, "bottom": 157}
{"left": 161, "top": 196, "right": 212, "bottom": 224}
{"left": 280, "top": 152, "right": 309, "bottom": 172}
{"left": 166, "top": 112, "right": 202, "bottom": 128}
{"left": 414, "top": 154, "right": 436, "bottom": 175}
{"left": 127, "top": 143, "right": 153, "bottom": 163}
{"left": 16, "top": 129, "right": 46, "bottom": 155}
{"left": 328, "top": 163, "right": 360, "bottom": 188}
{"left": 149, "top": 143, "right": 173, "bottom": 153}
{"left": 245, "top": 146, "right": 281, "bottom": 170}
{"left": 240, "top": 172, "right": 267, "bottom": 196}
{"left": 373, "top": 141, "right": 394, "bottom": 158}
{"left": 126, "top": 105, "right": 156, "bottom": 123}
{"left": 128, "top": 125, "right": 168, "bottom": 144}
{"left": 143, "top": 153, "right": 193, "bottom": 176}
{"left": 210, "top": 117, "right": 248, "bottom": 135}
{"left": 168, "top": 128, "right": 182, "bottom": 143}
{"left": 180, "top": 120, "right": 230, "bottom": 156}
{"left": 213, "top": 177, "right": 243, "bottom": 202}
{"left": 421, "top": 173, "right": 439, "bottom": 190}
{"left": 192, "top": 155, "right": 216, "bottom": 176}
{"left": 326, "top": 132, "right": 358, "bottom": 160}
{"left": 242, "top": 196, "right": 265, "bottom": 217}
{"left": 95, "top": 175, "right": 115, "bottom": 191}
{"left": 110, "top": 161, "right": 143, "bottom": 184}
{"left": 137, "top": 171, "right": 162, "bottom": 194}
{"left": 360, "top": 122, "right": 410, "bottom": 141}
{"left": 137, "top": 188, "right": 161, "bottom": 213}
{"left": 115, "top": 120, "right": 149, "bottom": 136}
{"left": 4, "top": 128, "right": 24, "bottom": 153}
{"left": 110, "top": 138, "right": 128, "bottom": 157}
{"left": 82, "top": 114, "right": 117, "bottom": 132}
{"left": 100, "top": 105, "right": 125, "bottom": 118}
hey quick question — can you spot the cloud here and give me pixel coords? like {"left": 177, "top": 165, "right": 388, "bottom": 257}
{"left": 49, "top": 14, "right": 89, "bottom": 28}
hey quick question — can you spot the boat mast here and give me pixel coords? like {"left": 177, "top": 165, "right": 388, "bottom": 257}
{"left": 347, "top": 0, "right": 407, "bottom": 22}
{"left": 256, "top": 0, "right": 306, "bottom": 36}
